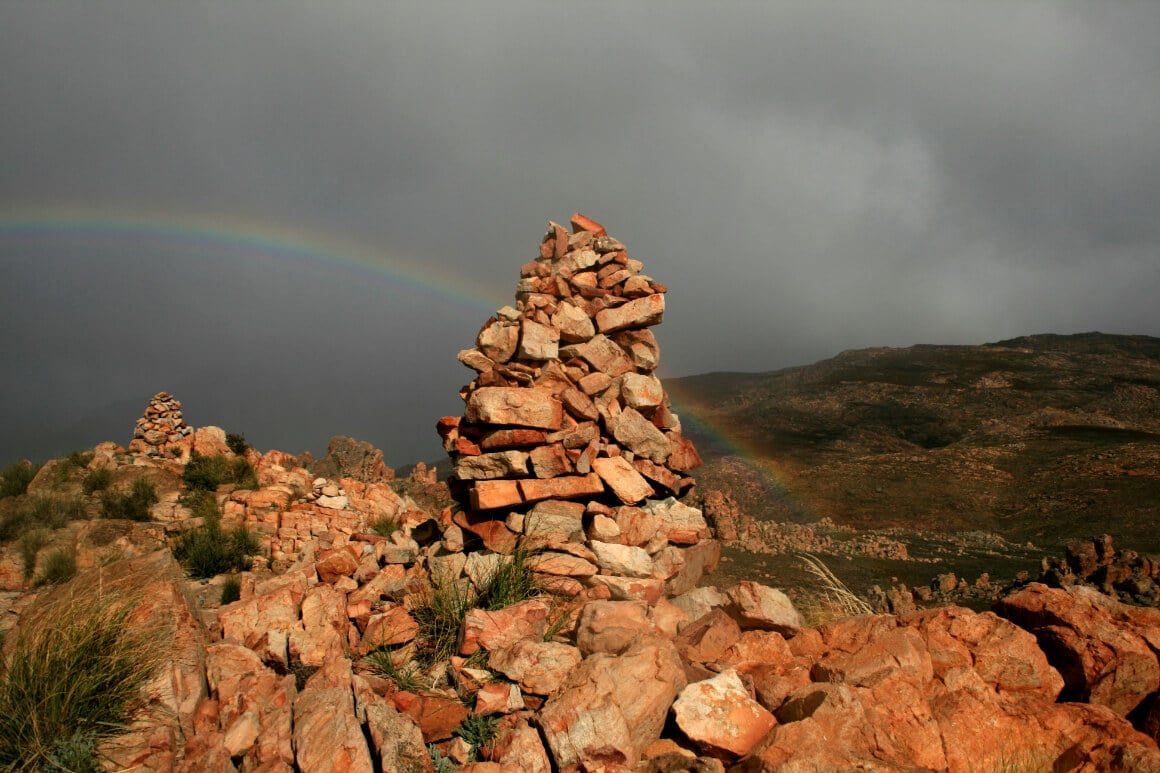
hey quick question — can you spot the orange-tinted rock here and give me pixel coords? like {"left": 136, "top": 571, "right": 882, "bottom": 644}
{"left": 364, "top": 701, "right": 433, "bottom": 773}
{"left": 565, "top": 334, "right": 635, "bottom": 377}
{"left": 570, "top": 213, "right": 608, "bottom": 236}
{"left": 398, "top": 693, "right": 470, "bottom": 743}
{"left": 675, "top": 609, "right": 742, "bottom": 665}
{"left": 362, "top": 605, "right": 419, "bottom": 650}
{"left": 673, "top": 669, "right": 777, "bottom": 758}
{"left": 459, "top": 598, "right": 551, "bottom": 656}
{"left": 539, "top": 637, "right": 686, "bottom": 770}
{"left": 994, "top": 583, "right": 1160, "bottom": 715}
{"left": 468, "top": 479, "right": 523, "bottom": 510}
{"left": 518, "top": 473, "right": 605, "bottom": 504}
{"left": 726, "top": 581, "right": 805, "bottom": 634}
{"left": 475, "top": 681, "right": 525, "bottom": 716}
{"left": 490, "top": 718, "right": 552, "bottom": 773}
{"left": 315, "top": 548, "right": 360, "bottom": 584}
{"left": 576, "top": 600, "right": 655, "bottom": 656}
{"left": 465, "top": 387, "right": 564, "bottom": 430}
{"left": 595, "top": 293, "right": 664, "bottom": 334}
{"left": 592, "top": 456, "right": 655, "bottom": 504}
{"left": 489, "top": 639, "right": 582, "bottom": 696}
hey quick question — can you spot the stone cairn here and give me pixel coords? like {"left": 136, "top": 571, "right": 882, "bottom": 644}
{"left": 129, "top": 391, "right": 191, "bottom": 457}
{"left": 437, "top": 214, "right": 716, "bottom": 598}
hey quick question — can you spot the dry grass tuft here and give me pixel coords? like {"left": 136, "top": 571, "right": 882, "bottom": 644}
{"left": 797, "top": 553, "right": 874, "bottom": 625}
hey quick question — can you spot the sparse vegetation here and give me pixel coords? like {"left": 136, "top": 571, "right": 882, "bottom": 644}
{"left": 455, "top": 712, "right": 499, "bottom": 762}
{"left": 0, "top": 493, "right": 87, "bottom": 543}
{"left": 81, "top": 467, "right": 112, "bottom": 494}
{"left": 225, "top": 432, "right": 249, "bottom": 456}
{"left": 38, "top": 547, "right": 78, "bottom": 585}
{"left": 99, "top": 475, "right": 158, "bottom": 521}
{"left": 369, "top": 513, "right": 400, "bottom": 537}
{"left": 364, "top": 647, "right": 427, "bottom": 692}
{"left": 428, "top": 744, "right": 455, "bottom": 773}
{"left": 0, "top": 460, "right": 40, "bottom": 499}
{"left": 0, "top": 583, "right": 168, "bottom": 772}
{"left": 172, "top": 493, "right": 260, "bottom": 579}
{"left": 797, "top": 553, "right": 874, "bottom": 625}
{"left": 182, "top": 452, "right": 258, "bottom": 492}
{"left": 19, "top": 529, "right": 48, "bottom": 579}
{"left": 220, "top": 574, "right": 242, "bottom": 605}
{"left": 409, "top": 548, "right": 544, "bottom": 668}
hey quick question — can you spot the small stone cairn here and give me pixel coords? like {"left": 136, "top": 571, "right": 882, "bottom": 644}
{"left": 438, "top": 214, "right": 716, "bottom": 598}
{"left": 129, "top": 391, "right": 192, "bottom": 457}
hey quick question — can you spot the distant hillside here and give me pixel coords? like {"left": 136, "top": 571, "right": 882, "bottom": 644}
{"left": 667, "top": 332, "right": 1160, "bottom": 556}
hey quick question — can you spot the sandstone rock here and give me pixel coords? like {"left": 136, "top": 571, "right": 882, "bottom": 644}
{"left": 315, "top": 548, "right": 360, "bottom": 583}
{"left": 489, "top": 639, "right": 583, "bottom": 695}
{"left": 490, "top": 718, "right": 552, "bottom": 773}
{"left": 595, "top": 293, "right": 665, "bottom": 334}
{"left": 524, "top": 551, "right": 598, "bottom": 577}
{"left": 619, "top": 373, "right": 664, "bottom": 412}
{"left": 994, "top": 582, "right": 1160, "bottom": 715}
{"left": 539, "top": 637, "right": 686, "bottom": 770}
{"left": 293, "top": 659, "right": 373, "bottom": 773}
{"left": 519, "top": 318, "right": 560, "bottom": 360}
{"left": 592, "top": 456, "right": 655, "bottom": 504}
{"left": 289, "top": 584, "right": 347, "bottom": 667}
{"left": 459, "top": 598, "right": 551, "bottom": 656}
{"left": 670, "top": 586, "right": 728, "bottom": 627}
{"left": 466, "top": 387, "right": 564, "bottom": 430}
{"left": 475, "top": 681, "right": 525, "bottom": 716}
{"left": 529, "top": 443, "right": 572, "bottom": 478}
{"left": 454, "top": 450, "right": 531, "bottom": 480}
{"left": 517, "top": 473, "right": 605, "bottom": 504}
{"left": 552, "top": 301, "right": 596, "bottom": 343}
{"left": 576, "top": 600, "right": 655, "bottom": 656}
{"left": 364, "top": 701, "right": 433, "bottom": 773}
{"left": 610, "top": 408, "right": 672, "bottom": 463}
{"left": 476, "top": 318, "right": 519, "bottom": 363}
{"left": 565, "top": 334, "right": 635, "bottom": 377}
{"left": 726, "top": 581, "right": 805, "bottom": 634}
{"left": 674, "top": 608, "right": 742, "bottom": 665}
{"left": 395, "top": 692, "right": 470, "bottom": 743}
{"left": 672, "top": 669, "right": 777, "bottom": 758}
{"left": 590, "top": 540, "right": 654, "bottom": 578}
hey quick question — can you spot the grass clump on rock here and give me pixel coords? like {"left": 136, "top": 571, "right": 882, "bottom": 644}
{"left": 0, "top": 584, "right": 167, "bottom": 772}
{"left": 81, "top": 467, "right": 112, "bottom": 495}
{"left": 182, "top": 452, "right": 258, "bottom": 492}
{"left": 0, "top": 460, "right": 40, "bottom": 499}
{"left": 172, "top": 491, "right": 260, "bottom": 579}
{"left": 99, "top": 476, "right": 158, "bottom": 521}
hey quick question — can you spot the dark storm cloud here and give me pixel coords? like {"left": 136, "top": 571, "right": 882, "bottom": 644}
{"left": 2, "top": 2, "right": 1159, "bottom": 465}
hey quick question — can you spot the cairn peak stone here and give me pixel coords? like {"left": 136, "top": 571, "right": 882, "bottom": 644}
{"left": 438, "top": 213, "right": 700, "bottom": 519}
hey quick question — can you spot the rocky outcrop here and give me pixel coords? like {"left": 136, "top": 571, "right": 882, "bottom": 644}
{"left": 1040, "top": 534, "right": 1160, "bottom": 606}
{"left": 309, "top": 436, "right": 395, "bottom": 484}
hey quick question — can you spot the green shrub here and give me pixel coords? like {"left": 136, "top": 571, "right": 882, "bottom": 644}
{"left": 0, "top": 584, "right": 168, "bottom": 771}
{"left": 2, "top": 494, "right": 83, "bottom": 544}
{"left": 183, "top": 452, "right": 258, "bottom": 492}
{"left": 66, "top": 451, "right": 95, "bottom": 469}
{"left": 0, "top": 460, "right": 40, "bottom": 499}
{"left": 19, "top": 529, "right": 48, "bottom": 579}
{"left": 225, "top": 433, "right": 249, "bottom": 456}
{"left": 220, "top": 575, "right": 242, "bottom": 605}
{"left": 81, "top": 467, "right": 112, "bottom": 495}
{"left": 100, "top": 476, "right": 158, "bottom": 522}
{"left": 172, "top": 499, "right": 260, "bottom": 579}
{"left": 456, "top": 713, "right": 499, "bottom": 762}
{"left": 38, "top": 548, "right": 78, "bottom": 585}
{"left": 31, "top": 493, "right": 86, "bottom": 528}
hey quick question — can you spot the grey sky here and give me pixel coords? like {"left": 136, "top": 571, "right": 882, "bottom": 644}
{"left": 2, "top": 2, "right": 1158, "bottom": 466}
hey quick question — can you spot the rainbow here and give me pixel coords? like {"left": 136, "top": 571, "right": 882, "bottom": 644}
{"left": 0, "top": 205, "right": 506, "bottom": 314}
{"left": 666, "top": 387, "right": 816, "bottom": 521}
{"left": 1, "top": 205, "right": 804, "bottom": 517}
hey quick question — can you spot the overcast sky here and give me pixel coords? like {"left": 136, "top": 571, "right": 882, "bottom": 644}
{"left": 2, "top": 2, "right": 1158, "bottom": 466}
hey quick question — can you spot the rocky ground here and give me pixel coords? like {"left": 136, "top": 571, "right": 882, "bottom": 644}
{"left": 669, "top": 332, "right": 1160, "bottom": 604}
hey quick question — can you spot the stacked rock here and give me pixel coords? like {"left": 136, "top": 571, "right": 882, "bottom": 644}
{"left": 437, "top": 215, "right": 714, "bottom": 596}
{"left": 129, "top": 391, "right": 192, "bottom": 457}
